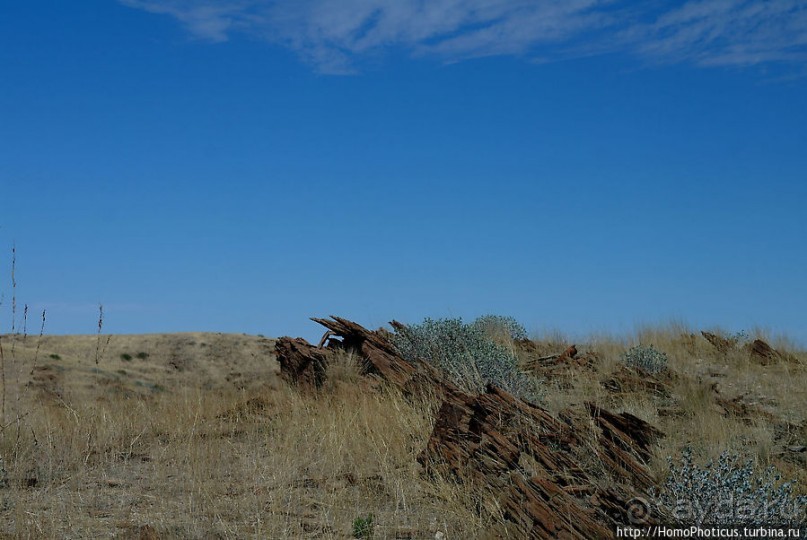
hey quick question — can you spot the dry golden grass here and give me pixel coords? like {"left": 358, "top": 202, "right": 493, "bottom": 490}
{"left": 563, "top": 324, "right": 807, "bottom": 492}
{"left": 0, "top": 334, "right": 490, "bottom": 538}
{"left": 0, "top": 323, "right": 804, "bottom": 537}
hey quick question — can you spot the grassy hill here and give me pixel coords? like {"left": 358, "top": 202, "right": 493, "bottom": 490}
{"left": 4, "top": 332, "right": 279, "bottom": 402}
{"left": 0, "top": 325, "right": 804, "bottom": 538}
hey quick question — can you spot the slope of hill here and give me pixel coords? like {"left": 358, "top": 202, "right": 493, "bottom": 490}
{"left": 0, "top": 324, "right": 804, "bottom": 538}
{"left": 2, "top": 332, "right": 279, "bottom": 404}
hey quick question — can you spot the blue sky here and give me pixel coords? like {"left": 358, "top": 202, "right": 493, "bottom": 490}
{"left": 1, "top": 1, "right": 806, "bottom": 344}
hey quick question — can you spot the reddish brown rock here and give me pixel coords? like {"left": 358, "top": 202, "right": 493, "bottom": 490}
{"left": 311, "top": 316, "right": 458, "bottom": 399}
{"left": 419, "top": 385, "right": 664, "bottom": 538}
{"left": 748, "top": 339, "right": 786, "bottom": 365}
{"left": 276, "top": 316, "right": 667, "bottom": 538}
{"left": 586, "top": 403, "right": 664, "bottom": 489}
{"left": 701, "top": 331, "right": 734, "bottom": 353}
{"left": 275, "top": 337, "right": 331, "bottom": 390}
{"left": 521, "top": 344, "right": 598, "bottom": 383}
{"left": 601, "top": 366, "right": 670, "bottom": 397}
{"left": 559, "top": 344, "right": 578, "bottom": 360}
{"left": 710, "top": 383, "right": 777, "bottom": 425}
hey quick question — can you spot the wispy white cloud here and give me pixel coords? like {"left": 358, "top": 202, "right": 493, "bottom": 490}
{"left": 626, "top": 0, "right": 807, "bottom": 67}
{"left": 120, "top": 0, "right": 807, "bottom": 73}
{"left": 120, "top": 0, "right": 270, "bottom": 42}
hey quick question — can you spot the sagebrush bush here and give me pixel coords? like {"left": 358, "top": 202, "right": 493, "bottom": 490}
{"left": 471, "top": 315, "right": 528, "bottom": 341}
{"left": 391, "top": 317, "right": 542, "bottom": 402}
{"left": 622, "top": 345, "right": 668, "bottom": 374}
{"left": 727, "top": 329, "right": 751, "bottom": 347}
{"left": 656, "top": 448, "right": 807, "bottom": 526}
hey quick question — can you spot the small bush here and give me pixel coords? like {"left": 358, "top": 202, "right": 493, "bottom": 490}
{"left": 727, "top": 329, "right": 751, "bottom": 347}
{"left": 120, "top": 353, "right": 132, "bottom": 361}
{"left": 135, "top": 352, "right": 149, "bottom": 359}
{"left": 656, "top": 448, "right": 807, "bottom": 526}
{"left": 622, "top": 345, "right": 668, "bottom": 374}
{"left": 352, "top": 514, "right": 374, "bottom": 539}
{"left": 472, "top": 314, "right": 528, "bottom": 341}
{"left": 392, "top": 317, "right": 542, "bottom": 402}
{"left": 49, "top": 354, "right": 61, "bottom": 360}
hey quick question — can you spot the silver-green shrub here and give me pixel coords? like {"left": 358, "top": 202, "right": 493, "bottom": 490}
{"left": 471, "top": 314, "right": 528, "bottom": 341}
{"left": 622, "top": 345, "right": 668, "bottom": 374}
{"left": 727, "top": 329, "right": 751, "bottom": 347}
{"left": 391, "top": 317, "right": 542, "bottom": 403}
{"left": 656, "top": 448, "right": 807, "bottom": 526}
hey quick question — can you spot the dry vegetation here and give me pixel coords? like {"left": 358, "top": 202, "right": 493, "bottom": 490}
{"left": 532, "top": 326, "right": 806, "bottom": 473}
{"left": 0, "top": 334, "right": 492, "bottom": 538}
{"left": 0, "top": 321, "right": 804, "bottom": 538}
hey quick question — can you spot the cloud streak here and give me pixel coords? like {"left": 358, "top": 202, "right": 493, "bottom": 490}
{"left": 628, "top": 0, "right": 807, "bottom": 67}
{"left": 120, "top": 0, "right": 807, "bottom": 73}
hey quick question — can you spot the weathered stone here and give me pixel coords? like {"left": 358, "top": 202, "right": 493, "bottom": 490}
{"left": 275, "top": 337, "right": 330, "bottom": 390}
{"left": 748, "top": 339, "right": 784, "bottom": 365}
{"left": 601, "top": 366, "right": 670, "bottom": 397}
{"left": 276, "top": 316, "right": 667, "bottom": 538}
{"left": 701, "top": 331, "right": 734, "bottom": 353}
